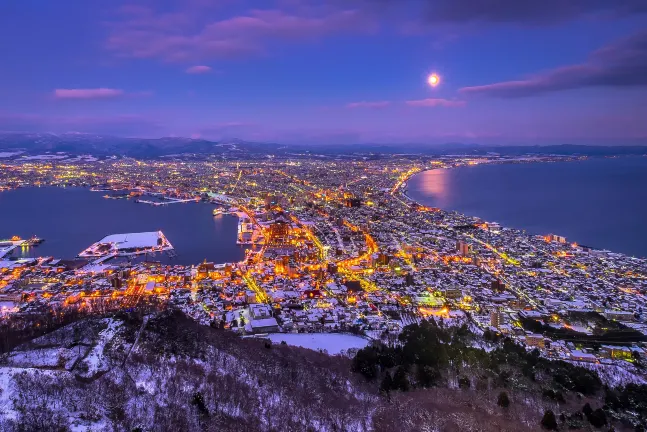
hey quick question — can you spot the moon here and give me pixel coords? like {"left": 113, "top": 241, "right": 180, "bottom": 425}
{"left": 427, "top": 73, "right": 440, "bottom": 87}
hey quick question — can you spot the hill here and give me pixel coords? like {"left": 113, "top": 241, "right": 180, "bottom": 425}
{"left": 0, "top": 310, "right": 545, "bottom": 432}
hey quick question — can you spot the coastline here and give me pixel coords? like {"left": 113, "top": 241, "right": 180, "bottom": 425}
{"left": 400, "top": 156, "right": 647, "bottom": 258}
{"left": 0, "top": 187, "right": 248, "bottom": 265}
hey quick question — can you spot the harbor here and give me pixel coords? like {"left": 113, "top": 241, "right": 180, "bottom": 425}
{"left": 0, "top": 236, "right": 43, "bottom": 258}
{"left": 0, "top": 187, "right": 248, "bottom": 265}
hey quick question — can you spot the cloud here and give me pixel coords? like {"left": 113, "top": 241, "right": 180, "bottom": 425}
{"left": 405, "top": 98, "right": 466, "bottom": 107}
{"left": 105, "top": 1, "right": 647, "bottom": 65}
{"left": 459, "top": 30, "right": 647, "bottom": 98}
{"left": 356, "top": 0, "right": 647, "bottom": 25}
{"left": 185, "top": 65, "right": 212, "bottom": 74}
{"left": 347, "top": 101, "right": 390, "bottom": 108}
{"left": 106, "top": 4, "right": 376, "bottom": 62}
{"left": 425, "top": 0, "right": 646, "bottom": 24}
{"left": 54, "top": 88, "right": 125, "bottom": 99}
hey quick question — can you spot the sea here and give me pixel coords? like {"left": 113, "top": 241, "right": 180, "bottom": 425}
{"left": 406, "top": 156, "right": 647, "bottom": 258}
{"left": 2, "top": 157, "right": 646, "bottom": 263}
{"left": 0, "top": 187, "right": 249, "bottom": 265}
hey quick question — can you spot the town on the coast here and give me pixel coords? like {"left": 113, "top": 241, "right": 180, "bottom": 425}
{"left": 1, "top": 155, "right": 646, "bottom": 380}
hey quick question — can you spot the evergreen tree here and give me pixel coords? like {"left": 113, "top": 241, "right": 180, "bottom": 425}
{"left": 392, "top": 366, "right": 410, "bottom": 392}
{"left": 541, "top": 410, "right": 558, "bottom": 430}
{"left": 458, "top": 376, "right": 471, "bottom": 389}
{"left": 380, "top": 372, "right": 393, "bottom": 395}
{"left": 352, "top": 347, "right": 379, "bottom": 381}
{"left": 497, "top": 391, "right": 510, "bottom": 408}
{"left": 587, "top": 408, "right": 607, "bottom": 428}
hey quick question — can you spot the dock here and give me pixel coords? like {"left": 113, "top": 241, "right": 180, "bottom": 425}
{"left": 136, "top": 198, "right": 199, "bottom": 206}
{"left": 0, "top": 243, "right": 22, "bottom": 259}
{"left": 0, "top": 236, "right": 41, "bottom": 258}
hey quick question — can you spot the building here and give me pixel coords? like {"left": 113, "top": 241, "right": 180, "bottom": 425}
{"left": 490, "top": 309, "right": 503, "bottom": 328}
{"left": 443, "top": 288, "right": 463, "bottom": 299}
{"left": 491, "top": 279, "right": 506, "bottom": 292}
{"left": 456, "top": 241, "right": 472, "bottom": 256}
{"left": 525, "top": 333, "right": 545, "bottom": 349}
{"left": 264, "top": 194, "right": 283, "bottom": 210}
{"left": 605, "top": 309, "right": 635, "bottom": 322}
{"left": 248, "top": 304, "right": 279, "bottom": 333}
{"left": 601, "top": 345, "right": 633, "bottom": 361}
{"left": 570, "top": 350, "right": 597, "bottom": 363}
{"left": 266, "top": 213, "right": 292, "bottom": 245}
{"left": 550, "top": 234, "right": 567, "bottom": 244}
{"left": 344, "top": 198, "right": 362, "bottom": 208}
{"left": 327, "top": 262, "right": 338, "bottom": 274}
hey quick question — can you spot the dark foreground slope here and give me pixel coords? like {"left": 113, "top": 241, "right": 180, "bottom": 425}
{"left": 0, "top": 310, "right": 542, "bottom": 432}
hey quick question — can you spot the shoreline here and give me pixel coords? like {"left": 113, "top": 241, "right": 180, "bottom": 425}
{"left": 0, "top": 187, "right": 248, "bottom": 266}
{"left": 400, "top": 157, "right": 646, "bottom": 259}
{"left": 399, "top": 156, "right": 574, "bottom": 207}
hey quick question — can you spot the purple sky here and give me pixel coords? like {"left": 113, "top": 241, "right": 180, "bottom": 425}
{"left": 0, "top": 0, "right": 646, "bottom": 145}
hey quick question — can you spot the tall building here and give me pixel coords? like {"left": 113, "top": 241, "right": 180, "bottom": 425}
{"left": 491, "top": 279, "right": 506, "bottom": 292}
{"left": 456, "top": 240, "right": 472, "bottom": 256}
{"left": 405, "top": 273, "right": 415, "bottom": 286}
{"left": 526, "top": 334, "right": 545, "bottom": 349}
{"left": 327, "top": 262, "right": 338, "bottom": 274}
{"left": 344, "top": 198, "right": 362, "bottom": 208}
{"left": 266, "top": 213, "right": 292, "bottom": 245}
{"left": 549, "top": 234, "right": 567, "bottom": 244}
{"left": 490, "top": 308, "right": 503, "bottom": 328}
{"left": 264, "top": 194, "right": 282, "bottom": 210}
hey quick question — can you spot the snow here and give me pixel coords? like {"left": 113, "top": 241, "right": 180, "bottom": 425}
{"left": 5, "top": 347, "right": 77, "bottom": 368}
{"left": 573, "top": 361, "right": 647, "bottom": 387}
{"left": 79, "top": 263, "right": 114, "bottom": 274}
{"left": 99, "top": 232, "right": 163, "bottom": 249}
{"left": 0, "top": 367, "right": 58, "bottom": 420}
{"left": 0, "top": 301, "right": 17, "bottom": 315}
{"left": 80, "top": 230, "right": 173, "bottom": 257}
{"left": 250, "top": 317, "right": 279, "bottom": 328}
{"left": 77, "top": 318, "right": 120, "bottom": 378}
{"left": 266, "top": 333, "right": 370, "bottom": 355}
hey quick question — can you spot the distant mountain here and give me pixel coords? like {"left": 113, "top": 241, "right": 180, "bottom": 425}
{"left": 1, "top": 132, "right": 646, "bottom": 158}
{"left": 0, "top": 132, "right": 283, "bottom": 158}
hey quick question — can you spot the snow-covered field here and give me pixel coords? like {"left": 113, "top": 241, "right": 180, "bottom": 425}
{"left": 266, "top": 333, "right": 370, "bottom": 355}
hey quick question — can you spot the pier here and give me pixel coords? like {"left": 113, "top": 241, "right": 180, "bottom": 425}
{"left": 135, "top": 198, "right": 200, "bottom": 206}
{"left": 0, "top": 236, "right": 42, "bottom": 259}
{"left": 0, "top": 243, "right": 22, "bottom": 259}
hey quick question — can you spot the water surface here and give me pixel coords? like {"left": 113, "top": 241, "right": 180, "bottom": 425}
{"left": 406, "top": 157, "right": 647, "bottom": 258}
{"left": 0, "top": 187, "right": 247, "bottom": 265}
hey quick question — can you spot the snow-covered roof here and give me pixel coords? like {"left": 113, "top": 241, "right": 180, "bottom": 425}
{"left": 250, "top": 317, "right": 279, "bottom": 329}
{"left": 99, "top": 232, "right": 162, "bottom": 250}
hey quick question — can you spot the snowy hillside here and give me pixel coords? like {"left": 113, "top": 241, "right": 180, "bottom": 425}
{"left": 0, "top": 311, "right": 541, "bottom": 432}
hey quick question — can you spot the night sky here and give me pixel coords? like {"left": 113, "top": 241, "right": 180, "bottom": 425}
{"left": 0, "top": 0, "right": 645, "bottom": 145}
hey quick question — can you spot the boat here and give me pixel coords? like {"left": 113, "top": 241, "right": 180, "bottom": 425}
{"left": 213, "top": 207, "right": 226, "bottom": 216}
{"left": 27, "top": 236, "right": 44, "bottom": 246}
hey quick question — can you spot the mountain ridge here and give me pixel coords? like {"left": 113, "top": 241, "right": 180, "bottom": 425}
{"left": 1, "top": 132, "right": 647, "bottom": 158}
